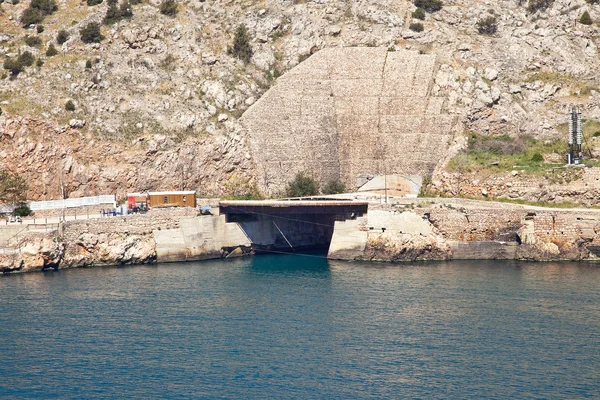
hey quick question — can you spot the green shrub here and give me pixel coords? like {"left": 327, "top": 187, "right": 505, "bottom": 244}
{"left": 159, "top": 0, "right": 178, "bottom": 16}
{"left": 477, "top": 16, "right": 497, "bottom": 34}
{"left": 593, "top": 131, "right": 600, "bottom": 137}
{"left": 409, "top": 22, "right": 424, "bottom": 32}
{"left": 412, "top": 7, "right": 426, "bottom": 20}
{"left": 13, "top": 204, "right": 32, "bottom": 217}
{"left": 229, "top": 24, "right": 253, "bottom": 63}
{"left": 119, "top": 1, "right": 133, "bottom": 17}
{"left": 322, "top": 179, "right": 346, "bottom": 195}
{"left": 3, "top": 58, "right": 23, "bottom": 76}
{"left": 586, "top": 0, "right": 599, "bottom": 4}
{"left": 80, "top": 22, "right": 104, "bottom": 43}
{"left": 580, "top": 11, "right": 593, "bottom": 25}
{"left": 56, "top": 29, "right": 69, "bottom": 44}
{"left": 104, "top": 0, "right": 132, "bottom": 24}
{"left": 531, "top": 153, "right": 544, "bottom": 162}
{"left": 24, "top": 35, "right": 42, "bottom": 47}
{"left": 85, "top": 59, "right": 92, "bottom": 68}
{"left": 18, "top": 51, "right": 35, "bottom": 67}
{"left": 30, "top": 0, "right": 57, "bottom": 14}
{"left": 527, "top": 0, "right": 553, "bottom": 13}
{"left": 286, "top": 172, "right": 319, "bottom": 197}
{"left": 46, "top": 44, "right": 58, "bottom": 56}
{"left": 87, "top": 0, "right": 103, "bottom": 5}
{"left": 65, "top": 100, "right": 75, "bottom": 111}
{"left": 36, "top": 58, "right": 44, "bottom": 67}
{"left": 20, "top": 7, "right": 44, "bottom": 27}
{"left": 37, "top": 24, "right": 45, "bottom": 33}
{"left": 414, "top": 0, "right": 443, "bottom": 13}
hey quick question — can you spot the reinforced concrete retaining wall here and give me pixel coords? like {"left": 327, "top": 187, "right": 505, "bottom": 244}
{"left": 242, "top": 48, "right": 459, "bottom": 195}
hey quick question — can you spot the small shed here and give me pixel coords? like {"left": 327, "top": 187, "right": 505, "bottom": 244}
{"left": 127, "top": 193, "right": 149, "bottom": 209}
{"left": 148, "top": 191, "right": 196, "bottom": 208}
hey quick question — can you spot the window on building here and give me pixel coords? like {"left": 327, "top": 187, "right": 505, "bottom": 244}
{"left": 164, "top": 196, "right": 168, "bottom": 204}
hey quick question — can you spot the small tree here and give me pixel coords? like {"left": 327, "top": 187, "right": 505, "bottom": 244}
{"left": 414, "top": 0, "right": 443, "bottom": 13}
{"left": 18, "top": 51, "right": 35, "bottom": 67}
{"left": 229, "top": 24, "right": 253, "bottom": 63}
{"left": 80, "top": 22, "right": 104, "bottom": 43}
{"left": 65, "top": 100, "right": 76, "bottom": 111}
{"left": 159, "top": 0, "right": 178, "bottom": 16}
{"left": 13, "top": 204, "right": 31, "bottom": 217}
{"left": 409, "top": 22, "right": 424, "bottom": 32}
{"left": 20, "top": 7, "right": 44, "bottom": 27}
{"left": 476, "top": 16, "right": 497, "bottom": 34}
{"left": 56, "top": 29, "right": 70, "bottom": 44}
{"left": 580, "top": 11, "right": 593, "bottom": 25}
{"left": 0, "top": 170, "right": 28, "bottom": 205}
{"left": 25, "top": 35, "right": 42, "bottom": 47}
{"left": 322, "top": 179, "right": 346, "bottom": 195}
{"left": 37, "top": 24, "right": 45, "bottom": 33}
{"left": 46, "top": 44, "right": 58, "bottom": 56}
{"left": 30, "top": 0, "right": 57, "bottom": 14}
{"left": 286, "top": 172, "right": 319, "bottom": 197}
{"left": 412, "top": 7, "right": 426, "bottom": 20}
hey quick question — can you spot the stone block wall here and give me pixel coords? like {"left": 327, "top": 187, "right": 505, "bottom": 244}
{"left": 242, "top": 48, "right": 459, "bottom": 195}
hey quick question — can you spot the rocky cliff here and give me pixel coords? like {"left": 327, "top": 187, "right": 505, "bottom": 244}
{"left": 1, "top": 0, "right": 600, "bottom": 199}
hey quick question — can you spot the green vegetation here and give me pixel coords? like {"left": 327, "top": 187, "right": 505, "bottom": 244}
{"left": 286, "top": 172, "right": 319, "bottom": 197}
{"left": 104, "top": 0, "right": 133, "bottom": 24}
{"left": 20, "top": 0, "right": 57, "bottom": 27}
{"left": 87, "top": 0, "right": 103, "bottom": 5}
{"left": 24, "top": 35, "right": 42, "bottom": 47}
{"left": 322, "top": 179, "right": 346, "bottom": 195}
{"left": 80, "top": 22, "right": 104, "bottom": 43}
{"left": 0, "top": 169, "right": 28, "bottom": 205}
{"left": 36, "top": 58, "right": 44, "bottom": 67}
{"left": 526, "top": 0, "right": 554, "bottom": 13}
{"left": 85, "top": 59, "right": 92, "bottom": 68}
{"left": 412, "top": 7, "right": 426, "bottom": 20}
{"left": 409, "top": 22, "right": 424, "bottom": 32}
{"left": 159, "top": 0, "right": 178, "bottom": 16}
{"left": 65, "top": 100, "right": 75, "bottom": 111}
{"left": 414, "top": 0, "right": 443, "bottom": 13}
{"left": 56, "top": 30, "right": 70, "bottom": 44}
{"left": 3, "top": 51, "right": 35, "bottom": 76}
{"left": 447, "top": 132, "right": 566, "bottom": 174}
{"left": 580, "top": 11, "right": 593, "bottom": 25}
{"left": 586, "top": 0, "right": 599, "bottom": 4}
{"left": 477, "top": 16, "right": 497, "bottom": 34}
{"left": 45, "top": 44, "right": 58, "bottom": 56}
{"left": 13, "top": 204, "right": 32, "bottom": 217}
{"left": 229, "top": 24, "right": 253, "bottom": 63}
{"left": 36, "top": 25, "right": 45, "bottom": 33}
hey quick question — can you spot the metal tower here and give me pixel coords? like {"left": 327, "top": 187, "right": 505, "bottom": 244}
{"left": 568, "top": 106, "right": 582, "bottom": 164}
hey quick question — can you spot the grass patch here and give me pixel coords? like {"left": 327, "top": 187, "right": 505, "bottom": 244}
{"left": 524, "top": 71, "right": 599, "bottom": 96}
{"left": 447, "top": 132, "right": 567, "bottom": 174}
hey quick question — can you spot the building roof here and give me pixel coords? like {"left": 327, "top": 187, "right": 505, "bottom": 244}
{"left": 148, "top": 191, "right": 196, "bottom": 196}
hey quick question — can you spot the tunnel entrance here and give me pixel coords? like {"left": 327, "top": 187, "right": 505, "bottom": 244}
{"left": 219, "top": 200, "right": 368, "bottom": 255}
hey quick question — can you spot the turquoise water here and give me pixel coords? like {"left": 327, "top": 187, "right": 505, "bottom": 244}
{"left": 1, "top": 255, "right": 599, "bottom": 399}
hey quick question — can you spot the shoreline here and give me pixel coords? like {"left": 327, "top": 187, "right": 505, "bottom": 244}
{"left": 3, "top": 198, "right": 600, "bottom": 273}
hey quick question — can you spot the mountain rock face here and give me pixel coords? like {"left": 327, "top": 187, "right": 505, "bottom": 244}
{"left": 0, "top": 0, "right": 599, "bottom": 199}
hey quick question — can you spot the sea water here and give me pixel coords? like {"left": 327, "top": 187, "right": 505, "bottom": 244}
{"left": 1, "top": 255, "right": 599, "bottom": 399}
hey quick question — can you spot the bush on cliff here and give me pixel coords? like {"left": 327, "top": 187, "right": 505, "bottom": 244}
{"left": 580, "top": 11, "right": 593, "bottom": 25}
{"left": 80, "top": 22, "right": 104, "bottom": 43}
{"left": 159, "top": 0, "right": 178, "bottom": 16}
{"left": 46, "top": 44, "right": 58, "bottom": 56}
{"left": 414, "top": 0, "right": 442, "bottom": 13}
{"left": 0, "top": 169, "right": 29, "bottom": 205}
{"left": 526, "top": 0, "right": 554, "bottom": 13}
{"left": 477, "top": 16, "right": 497, "bottom": 34}
{"left": 409, "top": 22, "right": 424, "bottom": 32}
{"left": 412, "top": 8, "right": 426, "bottom": 20}
{"left": 56, "top": 29, "right": 70, "bottom": 44}
{"left": 323, "top": 179, "right": 346, "bottom": 195}
{"left": 286, "top": 172, "right": 319, "bottom": 197}
{"left": 229, "top": 24, "right": 253, "bottom": 63}
{"left": 13, "top": 204, "right": 32, "bottom": 217}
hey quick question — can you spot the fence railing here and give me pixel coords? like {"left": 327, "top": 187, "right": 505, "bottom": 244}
{"left": 29, "top": 195, "right": 116, "bottom": 211}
